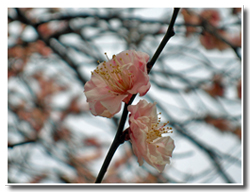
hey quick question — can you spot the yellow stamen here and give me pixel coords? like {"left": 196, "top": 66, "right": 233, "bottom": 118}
{"left": 146, "top": 116, "right": 173, "bottom": 143}
{"left": 104, "top": 52, "right": 110, "bottom": 61}
{"left": 94, "top": 52, "right": 135, "bottom": 95}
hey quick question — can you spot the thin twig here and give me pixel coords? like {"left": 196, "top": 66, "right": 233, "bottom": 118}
{"left": 8, "top": 139, "right": 37, "bottom": 148}
{"left": 147, "top": 8, "right": 180, "bottom": 73}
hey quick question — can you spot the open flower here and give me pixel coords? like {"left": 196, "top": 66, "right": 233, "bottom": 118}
{"left": 128, "top": 100, "right": 175, "bottom": 172}
{"left": 84, "top": 50, "right": 150, "bottom": 118}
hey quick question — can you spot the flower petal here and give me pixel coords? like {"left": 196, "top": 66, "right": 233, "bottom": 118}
{"left": 100, "top": 94, "right": 127, "bottom": 115}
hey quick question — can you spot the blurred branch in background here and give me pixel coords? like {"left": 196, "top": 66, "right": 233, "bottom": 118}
{"left": 8, "top": 8, "right": 242, "bottom": 183}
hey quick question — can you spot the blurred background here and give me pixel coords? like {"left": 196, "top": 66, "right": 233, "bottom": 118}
{"left": 8, "top": 8, "right": 242, "bottom": 184}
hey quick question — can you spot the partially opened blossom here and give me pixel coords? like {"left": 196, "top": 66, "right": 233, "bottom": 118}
{"left": 84, "top": 50, "right": 150, "bottom": 118}
{"left": 128, "top": 100, "right": 175, "bottom": 172}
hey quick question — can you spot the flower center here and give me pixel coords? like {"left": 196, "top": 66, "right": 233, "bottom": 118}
{"left": 93, "top": 53, "right": 134, "bottom": 95}
{"left": 146, "top": 114, "right": 173, "bottom": 143}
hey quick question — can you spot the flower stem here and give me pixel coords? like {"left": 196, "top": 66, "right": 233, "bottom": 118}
{"left": 95, "top": 8, "right": 180, "bottom": 183}
{"left": 147, "top": 8, "right": 180, "bottom": 73}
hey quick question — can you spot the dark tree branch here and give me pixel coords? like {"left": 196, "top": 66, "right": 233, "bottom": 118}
{"left": 8, "top": 139, "right": 37, "bottom": 148}
{"left": 33, "top": 11, "right": 171, "bottom": 28}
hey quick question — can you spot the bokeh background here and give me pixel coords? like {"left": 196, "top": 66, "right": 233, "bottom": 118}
{"left": 8, "top": 8, "right": 242, "bottom": 184}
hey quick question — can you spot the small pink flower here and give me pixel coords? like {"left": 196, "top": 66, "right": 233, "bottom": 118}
{"left": 128, "top": 100, "right": 175, "bottom": 172}
{"left": 84, "top": 50, "right": 150, "bottom": 118}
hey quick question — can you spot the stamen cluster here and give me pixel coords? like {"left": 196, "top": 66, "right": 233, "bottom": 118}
{"left": 93, "top": 54, "right": 134, "bottom": 95}
{"left": 146, "top": 118, "right": 173, "bottom": 144}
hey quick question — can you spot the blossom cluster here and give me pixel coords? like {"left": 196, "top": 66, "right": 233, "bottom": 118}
{"left": 84, "top": 50, "right": 175, "bottom": 172}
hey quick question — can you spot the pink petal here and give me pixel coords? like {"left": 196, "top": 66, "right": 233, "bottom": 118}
{"left": 100, "top": 94, "right": 127, "bottom": 115}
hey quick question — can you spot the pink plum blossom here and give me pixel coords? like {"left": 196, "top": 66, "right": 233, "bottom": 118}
{"left": 84, "top": 50, "right": 150, "bottom": 118}
{"left": 128, "top": 100, "right": 175, "bottom": 172}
